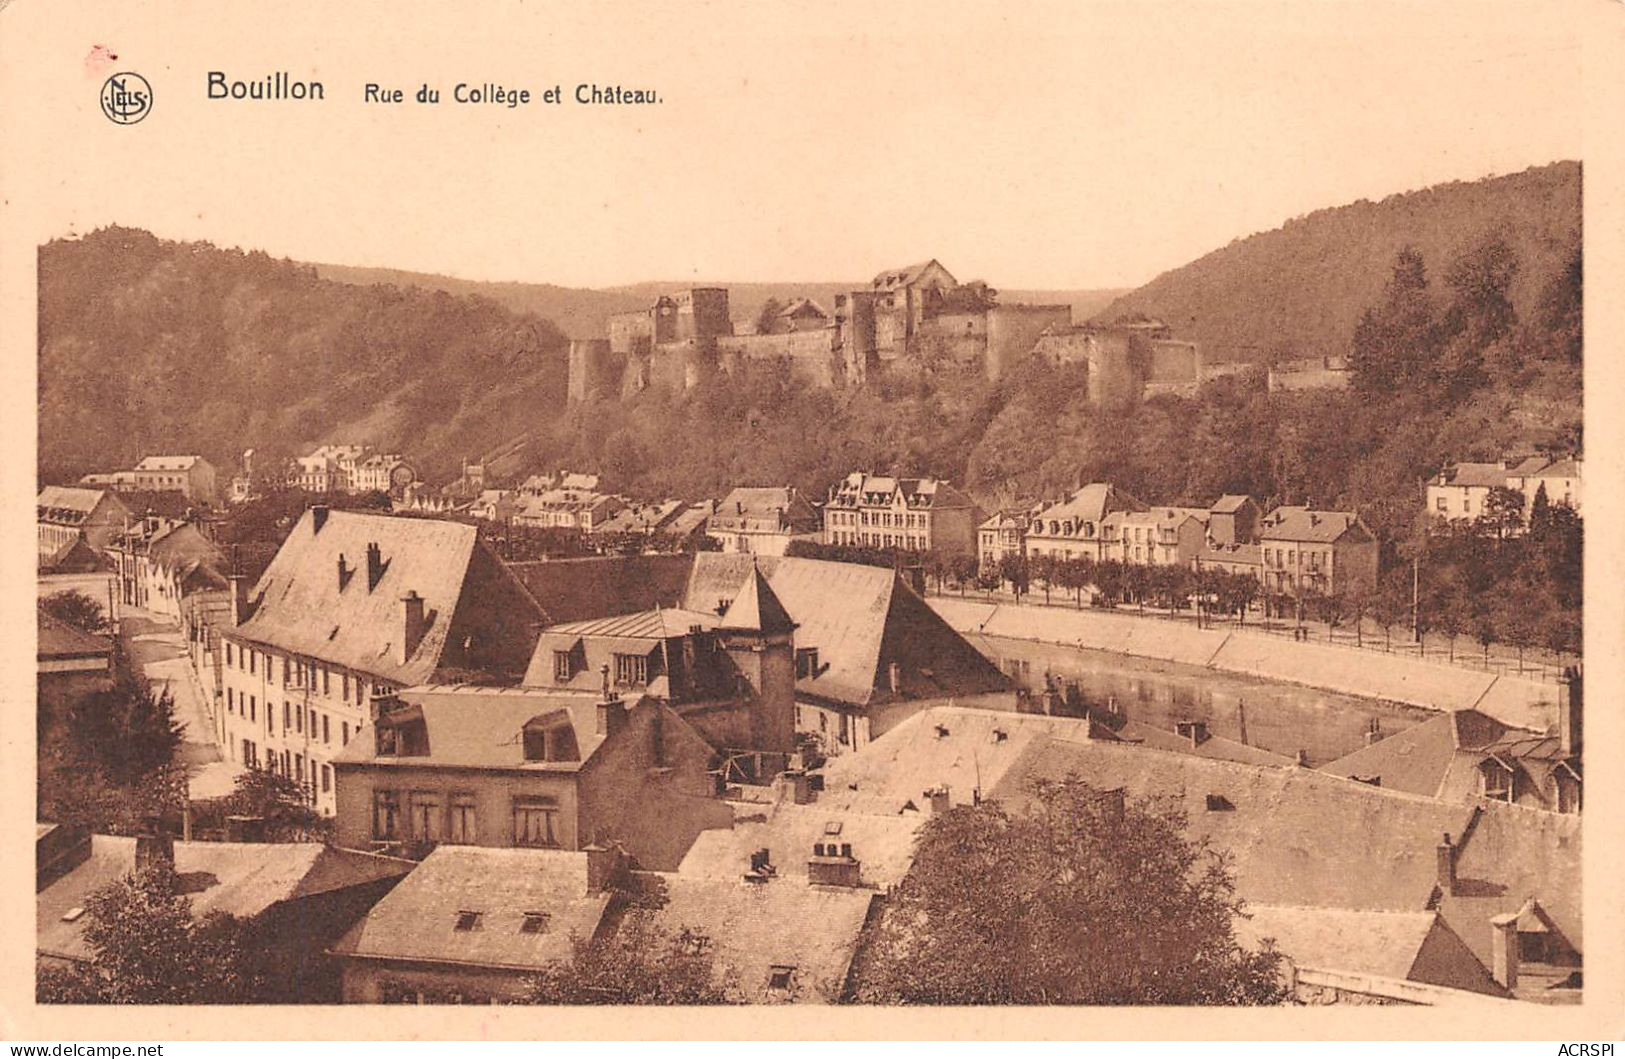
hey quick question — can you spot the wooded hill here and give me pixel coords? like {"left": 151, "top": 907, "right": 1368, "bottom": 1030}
{"left": 38, "top": 227, "right": 570, "bottom": 485}
{"left": 1097, "top": 161, "right": 1581, "bottom": 364}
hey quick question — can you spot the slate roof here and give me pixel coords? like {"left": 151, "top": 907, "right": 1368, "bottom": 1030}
{"left": 38, "top": 836, "right": 412, "bottom": 962}
{"left": 1210, "top": 494, "right": 1255, "bottom": 514}
{"left": 37, "top": 612, "right": 112, "bottom": 661}
{"left": 633, "top": 873, "right": 876, "bottom": 1003}
{"left": 506, "top": 555, "right": 695, "bottom": 626}
{"left": 543, "top": 608, "right": 721, "bottom": 642}
{"left": 40, "top": 537, "right": 114, "bottom": 573}
{"left": 331, "top": 685, "right": 611, "bottom": 770}
{"left": 1439, "top": 804, "right": 1582, "bottom": 972}
{"left": 1321, "top": 710, "right": 1571, "bottom": 805}
{"left": 1437, "top": 463, "right": 1508, "bottom": 489}
{"left": 1259, "top": 506, "right": 1371, "bottom": 544}
{"left": 1028, "top": 483, "right": 1147, "bottom": 532}
{"left": 719, "top": 566, "right": 797, "bottom": 635}
{"left": 146, "top": 522, "right": 225, "bottom": 577}
{"left": 1236, "top": 905, "right": 1451, "bottom": 982}
{"left": 683, "top": 555, "right": 1008, "bottom": 707}
{"left": 678, "top": 802, "right": 922, "bottom": 889}
{"left": 233, "top": 509, "right": 504, "bottom": 686}
{"left": 331, "top": 846, "right": 613, "bottom": 971}
{"left": 38, "top": 486, "right": 122, "bottom": 520}
{"left": 134, "top": 455, "right": 204, "bottom": 471}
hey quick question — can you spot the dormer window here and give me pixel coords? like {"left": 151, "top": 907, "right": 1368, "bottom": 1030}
{"left": 522, "top": 710, "right": 580, "bottom": 763}
{"left": 375, "top": 706, "right": 429, "bottom": 756}
{"left": 453, "top": 910, "right": 483, "bottom": 932}
{"left": 1481, "top": 759, "right": 1515, "bottom": 802}
{"left": 796, "top": 647, "right": 820, "bottom": 679}
{"left": 767, "top": 966, "right": 796, "bottom": 992}
{"left": 520, "top": 911, "right": 550, "bottom": 934}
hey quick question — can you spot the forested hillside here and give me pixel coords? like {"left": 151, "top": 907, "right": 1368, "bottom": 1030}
{"left": 38, "top": 227, "right": 569, "bottom": 484}
{"left": 1097, "top": 162, "right": 1580, "bottom": 363}
{"left": 40, "top": 162, "right": 1581, "bottom": 557}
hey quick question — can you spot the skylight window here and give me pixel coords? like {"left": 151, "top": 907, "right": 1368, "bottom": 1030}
{"left": 454, "top": 910, "right": 483, "bottom": 932}
{"left": 520, "top": 912, "right": 550, "bottom": 934}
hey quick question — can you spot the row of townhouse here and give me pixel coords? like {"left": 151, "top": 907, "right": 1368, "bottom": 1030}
{"left": 1427, "top": 455, "right": 1581, "bottom": 524}
{"left": 821, "top": 472, "right": 982, "bottom": 555}
{"left": 982, "top": 484, "right": 1379, "bottom": 597}
{"left": 293, "top": 445, "right": 414, "bottom": 495}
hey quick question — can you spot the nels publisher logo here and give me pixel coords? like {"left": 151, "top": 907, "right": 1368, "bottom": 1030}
{"left": 100, "top": 72, "right": 152, "bottom": 125}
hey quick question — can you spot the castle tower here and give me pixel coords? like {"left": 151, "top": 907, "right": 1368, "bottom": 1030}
{"left": 716, "top": 562, "right": 798, "bottom": 756}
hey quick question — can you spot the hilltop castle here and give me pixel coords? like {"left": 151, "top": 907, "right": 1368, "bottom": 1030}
{"left": 567, "top": 259, "right": 1207, "bottom": 407}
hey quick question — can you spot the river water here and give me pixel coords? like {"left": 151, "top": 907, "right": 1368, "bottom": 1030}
{"left": 966, "top": 632, "right": 1438, "bottom": 767}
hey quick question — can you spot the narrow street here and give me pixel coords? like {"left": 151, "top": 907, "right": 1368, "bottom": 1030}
{"left": 117, "top": 608, "right": 244, "bottom": 800}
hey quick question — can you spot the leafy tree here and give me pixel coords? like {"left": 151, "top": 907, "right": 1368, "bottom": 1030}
{"left": 191, "top": 767, "right": 329, "bottom": 843}
{"left": 1349, "top": 247, "right": 1436, "bottom": 394}
{"left": 526, "top": 913, "right": 738, "bottom": 1004}
{"left": 39, "top": 862, "right": 253, "bottom": 1004}
{"left": 1480, "top": 486, "right": 1525, "bottom": 541}
{"left": 852, "top": 777, "right": 1286, "bottom": 1004}
{"left": 753, "top": 297, "right": 785, "bottom": 336}
{"left": 39, "top": 590, "right": 110, "bottom": 634}
{"left": 997, "top": 553, "right": 1028, "bottom": 601}
{"left": 67, "top": 660, "right": 184, "bottom": 783}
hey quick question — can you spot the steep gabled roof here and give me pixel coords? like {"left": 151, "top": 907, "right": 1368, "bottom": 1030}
{"left": 1210, "top": 494, "right": 1256, "bottom": 514}
{"left": 37, "top": 612, "right": 112, "bottom": 661}
{"left": 1029, "top": 483, "right": 1147, "bottom": 531}
{"left": 233, "top": 509, "right": 515, "bottom": 685}
{"left": 718, "top": 565, "right": 797, "bottom": 635}
{"left": 684, "top": 555, "right": 1007, "bottom": 707}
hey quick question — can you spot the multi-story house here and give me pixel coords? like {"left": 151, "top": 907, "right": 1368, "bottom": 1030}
{"left": 1105, "top": 507, "right": 1209, "bottom": 566}
{"left": 349, "top": 453, "right": 411, "bottom": 493}
{"left": 81, "top": 455, "right": 219, "bottom": 505}
{"left": 978, "top": 506, "right": 1041, "bottom": 569}
{"left": 330, "top": 686, "right": 732, "bottom": 868}
{"left": 707, "top": 486, "right": 821, "bottom": 555}
{"left": 1257, "top": 506, "right": 1379, "bottom": 598}
{"left": 294, "top": 445, "right": 368, "bottom": 493}
{"left": 822, "top": 472, "right": 982, "bottom": 556}
{"left": 1428, "top": 455, "right": 1583, "bottom": 525}
{"left": 1020, "top": 483, "right": 1147, "bottom": 562}
{"left": 37, "top": 486, "right": 131, "bottom": 563}
{"left": 219, "top": 508, "right": 545, "bottom": 814}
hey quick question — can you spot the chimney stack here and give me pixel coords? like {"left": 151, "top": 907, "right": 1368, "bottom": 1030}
{"left": 227, "top": 573, "right": 251, "bottom": 627}
{"left": 1365, "top": 717, "right": 1383, "bottom": 746}
{"left": 1558, "top": 666, "right": 1582, "bottom": 758}
{"left": 1490, "top": 912, "right": 1520, "bottom": 991}
{"left": 583, "top": 843, "right": 626, "bottom": 894}
{"left": 595, "top": 694, "right": 626, "bottom": 737}
{"left": 366, "top": 542, "right": 384, "bottom": 591}
{"left": 1294, "top": 749, "right": 1310, "bottom": 767}
{"left": 312, "top": 505, "right": 330, "bottom": 534}
{"left": 135, "top": 832, "right": 175, "bottom": 876}
{"left": 925, "top": 786, "right": 951, "bottom": 815}
{"left": 398, "top": 591, "right": 426, "bottom": 664}
{"left": 1436, "top": 833, "right": 1457, "bottom": 895}
{"left": 807, "top": 842, "right": 863, "bottom": 888}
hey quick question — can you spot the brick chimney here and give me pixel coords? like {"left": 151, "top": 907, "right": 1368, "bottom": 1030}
{"left": 925, "top": 786, "right": 951, "bottom": 814}
{"left": 398, "top": 591, "right": 426, "bottom": 664}
{"left": 778, "top": 769, "right": 813, "bottom": 805}
{"left": 1436, "top": 833, "right": 1457, "bottom": 895}
{"left": 1490, "top": 911, "right": 1520, "bottom": 991}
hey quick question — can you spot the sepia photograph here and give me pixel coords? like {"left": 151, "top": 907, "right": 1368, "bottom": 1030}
{"left": 5, "top": 0, "right": 1621, "bottom": 1042}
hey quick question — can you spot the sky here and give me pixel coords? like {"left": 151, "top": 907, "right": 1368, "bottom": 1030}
{"left": 5, "top": 0, "right": 1587, "bottom": 291}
